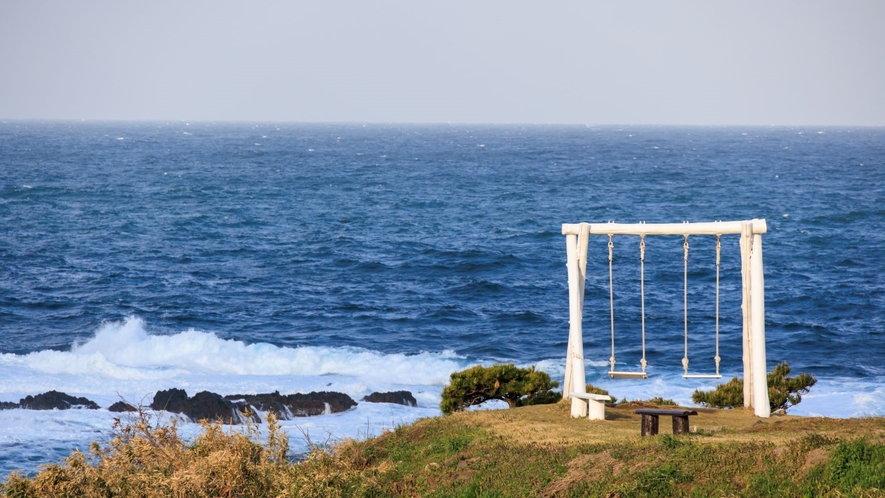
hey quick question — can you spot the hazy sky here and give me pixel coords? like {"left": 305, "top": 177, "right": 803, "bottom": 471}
{"left": 2, "top": 1, "right": 883, "bottom": 125}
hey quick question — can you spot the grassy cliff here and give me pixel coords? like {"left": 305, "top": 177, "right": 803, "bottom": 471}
{"left": 3, "top": 402, "right": 885, "bottom": 497}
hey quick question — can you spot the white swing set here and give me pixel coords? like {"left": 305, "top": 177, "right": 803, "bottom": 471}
{"left": 562, "top": 220, "right": 770, "bottom": 419}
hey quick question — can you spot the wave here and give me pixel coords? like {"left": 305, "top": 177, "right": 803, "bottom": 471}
{"left": 0, "top": 317, "right": 468, "bottom": 397}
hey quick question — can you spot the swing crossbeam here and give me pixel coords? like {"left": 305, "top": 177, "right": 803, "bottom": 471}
{"left": 562, "top": 220, "right": 767, "bottom": 237}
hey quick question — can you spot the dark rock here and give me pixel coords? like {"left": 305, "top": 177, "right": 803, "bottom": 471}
{"left": 284, "top": 393, "right": 330, "bottom": 417}
{"left": 225, "top": 391, "right": 291, "bottom": 419}
{"left": 363, "top": 391, "right": 417, "bottom": 407}
{"left": 225, "top": 391, "right": 357, "bottom": 419}
{"left": 0, "top": 401, "right": 19, "bottom": 410}
{"left": 151, "top": 389, "right": 259, "bottom": 424}
{"left": 286, "top": 391, "right": 357, "bottom": 416}
{"left": 108, "top": 401, "right": 137, "bottom": 413}
{"left": 19, "top": 390, "right": 99, "bottom": 410}
{"left": 151, "top": 388, "right": 189, "bottom": 413}
{"left": 185, "top": 391, "right": 258, "bottom": 424}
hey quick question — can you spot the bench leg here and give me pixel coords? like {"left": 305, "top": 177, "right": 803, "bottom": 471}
{"left": 587, "top": 399, "right": 605, "bottom": 421}
{"left": 571, "top": 397, "right": 588, "bottom": 418}
{"left": 640, "top": 414, "right": 659, "bottom": 436}
{"left": 672, "top": 416, "right": 690, "bottom": 434}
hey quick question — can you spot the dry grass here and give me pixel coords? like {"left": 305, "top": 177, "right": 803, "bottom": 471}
{"left": 462, "top": 400, "right": 885, "bottom": 447}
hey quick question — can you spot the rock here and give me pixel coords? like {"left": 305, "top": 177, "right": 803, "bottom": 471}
{"left": 363, "top": 391, "right": 417, "bottom": 407}
{"left": 284, "top": 392, "right": 334, "bottom": 417}
{"left": 0, "top": 401, "right": 19, "bottom": 410}
{"left": 225, "top": 391, "right": 292, "bottom": 419}
{"left": 185, "top": 391, "right": 258, "bottom": 424}
{"left": 225, "top": 391, "right": 357, "bottom": 419}
{"left": 19, "top": 391, "right": 99, "bottom": 410}
{"left": 286, "top": 391, "right": 357, "bottom": 417}
{"left": 108, "top": 401, "right": 137, "bottom": 413}
{"left": 150, "top": 388, "right": 189, "bottom": 413}
{"left": 151, "top": 389, "right": 259, "bottom": 424}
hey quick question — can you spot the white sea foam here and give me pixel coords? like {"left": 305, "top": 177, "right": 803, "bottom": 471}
{"left": 3, "top": 317, "right": 464, "bottom": 389}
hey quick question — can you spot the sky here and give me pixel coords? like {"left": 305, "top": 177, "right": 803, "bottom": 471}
{"left": 1, "top": 1, "right": 883, "bottom": 126}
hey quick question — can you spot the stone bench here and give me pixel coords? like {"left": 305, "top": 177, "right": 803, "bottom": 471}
{"left": 635, "top": 409, "right": 698, "bottom": 436}
{"left": 569, "top": 392, "right": 612, "bottom": 420}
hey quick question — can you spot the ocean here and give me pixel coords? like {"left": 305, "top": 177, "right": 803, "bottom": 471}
{"left": 1, "top": 121, "right": 883, "bottom": 476}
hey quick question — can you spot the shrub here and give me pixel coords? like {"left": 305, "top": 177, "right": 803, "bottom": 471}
{"left": 691, "top": 376, "right": 744, "bottom": 409}
{"left": 585, "top": 384, "right": 612, "bottom": 397}
{"left": 648, "top": 397, "right": 677, "bottom": 406}
{"left": 440, "top": 364, "right": 559, "bottom": 414}
{"left": 692, "top": 361, "right": 817, "bottom": 412}
{"left": 1, "top": 408, "right": 292, "bottom": 497}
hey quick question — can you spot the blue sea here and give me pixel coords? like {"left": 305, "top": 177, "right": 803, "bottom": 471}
{"left": 1, "top": 121, "right": 883, "bottom": 475}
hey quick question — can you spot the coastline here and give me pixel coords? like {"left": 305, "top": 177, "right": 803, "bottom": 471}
{"left": 4, "top": 401, "right": 884, "bottom": 496}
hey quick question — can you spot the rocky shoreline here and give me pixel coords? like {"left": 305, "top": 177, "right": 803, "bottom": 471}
{"left": 0, "top": 389, "right": 418, "bottom": 424}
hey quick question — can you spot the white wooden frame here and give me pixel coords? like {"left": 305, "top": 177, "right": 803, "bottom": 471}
{"left": 562, "top": 220, "right": 770, "bottom": 419}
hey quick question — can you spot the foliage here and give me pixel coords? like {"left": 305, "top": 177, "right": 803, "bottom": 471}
{"left": 691, "top": 361, "right": 817, "bottom": 412}
{"left": 585, "top": 383, "right": 613, "bottom": 398}
{"left": 2, "top": 408, "right": 291, "bottom": 498}
{"left": 767, "top": 362, "right": 818, "bottom": 412}
{"left": 439, "top": 363, "right": 559, "bottom": 414}
{"left": 648, "top": 396, "right": 677, "bottom": 406}
{"left": 691, "top": 376, "right": 744, "bottom": 409}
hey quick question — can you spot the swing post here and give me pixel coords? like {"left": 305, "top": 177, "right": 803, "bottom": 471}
{"left": 564, "top": 225, "right": 590, "bottom": 418}
{"left": 744, "top": 222, "right": 769, "bottom": 418}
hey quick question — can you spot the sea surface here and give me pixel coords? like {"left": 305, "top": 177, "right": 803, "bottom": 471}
{"left": 1, "top": 121, "right": 883, "bottom": 475}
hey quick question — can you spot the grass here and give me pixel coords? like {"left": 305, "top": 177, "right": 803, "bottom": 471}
{"left": 3, "top": 401, "right": 885, "bottom": 497}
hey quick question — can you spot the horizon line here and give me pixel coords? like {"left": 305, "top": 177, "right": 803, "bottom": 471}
{"left": 2, "top": 118, "right": 883, "bottom": 128}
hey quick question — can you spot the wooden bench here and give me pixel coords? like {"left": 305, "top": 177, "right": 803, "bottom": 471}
{"left": 569, "top": 392, "right": 612, "bottom": 420}
{"left": 635, "top": 409, "right": 698, "bottom": 436}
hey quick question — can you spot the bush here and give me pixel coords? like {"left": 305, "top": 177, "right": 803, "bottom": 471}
{"left": 440, "top": 364, "right": 559, "bottom": 414}
{"left": 647, "top": 397, "right": 677, "bottom": 406}
{"left": 692, "top": 361, "right": 817, "bottom": 412}
{"left": 1, "top": 408, "right": 291, "bottom": 497}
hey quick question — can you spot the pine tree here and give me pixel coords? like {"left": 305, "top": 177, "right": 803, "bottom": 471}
{"left": 692, "top": 361, "right": 816, "bottom": 412}
{"left": 440, "top": 364, "right": 559, "bottom": 414}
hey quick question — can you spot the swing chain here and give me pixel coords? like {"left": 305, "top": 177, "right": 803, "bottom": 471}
{"left": 639, "top": 234, "right": 647, "bottom": 373}
{"left": 608, "top": 234, "right": 616, "bottom": 373}
{"left": 683, "top": 234, "right": 689, "bottom": 376}
{"left": 716, "top": 234, "right": 721, "bottom": 266}
{"left": 715, "top": 234, "right": 721, "bottom": 376}
{"left": 608, "top": 234, "right": 614, "bottom": 262}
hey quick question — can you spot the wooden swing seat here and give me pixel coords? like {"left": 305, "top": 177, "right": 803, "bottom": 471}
{"left": 609, "top": 371, "right": 648, "bottom": 379}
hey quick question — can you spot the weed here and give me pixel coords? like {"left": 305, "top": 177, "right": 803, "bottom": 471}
{"left": 634, "top": 463, "right": 689, "bottom": 496}
{"left": 796, "top": 433, "right": 839, "bottom": 452}
{"left": 659, "top": 434, "right": 689, "bottom": 450}
{"left": 827, "top": 439, "right": 885, "bottom": 491}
